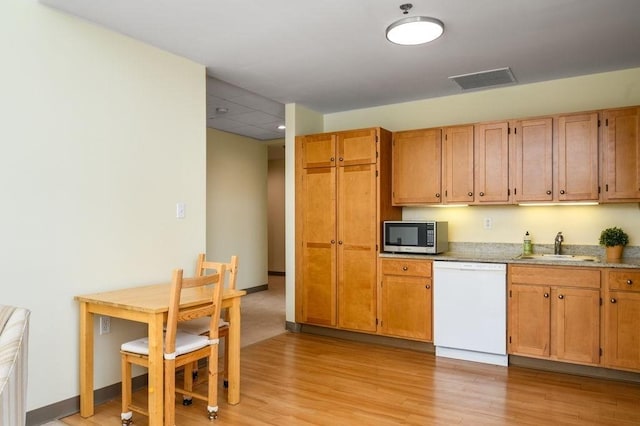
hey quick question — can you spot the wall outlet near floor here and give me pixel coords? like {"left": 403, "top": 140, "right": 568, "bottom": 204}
{"left": 99, "top": 316, "right": 111, "bottom": 335}
{"left": 483, "top": 217, "right": 493, "bottom": 230}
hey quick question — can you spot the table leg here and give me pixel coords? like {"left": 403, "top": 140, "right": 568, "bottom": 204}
{"left": 227, "top": 297, "right": 241, "bottom": 405}
{"left": 79, "top": 302, "right": 94, "bottom": 417}
{"left": 147, "top": 314, "right": 165, "bottom": 426}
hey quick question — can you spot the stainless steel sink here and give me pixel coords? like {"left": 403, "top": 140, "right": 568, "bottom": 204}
{"left": 514, "top": 254, "right": 599, "bottom": 262}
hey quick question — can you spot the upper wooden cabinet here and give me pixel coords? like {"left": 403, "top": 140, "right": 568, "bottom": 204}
{"left": 557, "top": 112, "right": 600, "bottom": 201}
{"left": 392, "top": 128, "right": 442, "bottom": 205}
{"left": 474, "top": 121, "right": 510, "bottom": 204}
{"left": 601, "top": 107, "right": 640, "bottom": 202}
{"left": 443, "top": 125, "right": 474, "bottom": 204}
{"left": 512, "top": 118, "right": 554, "bottom": 203}
{"left": 301, "top": 128, "right": 378, "bottom": 169}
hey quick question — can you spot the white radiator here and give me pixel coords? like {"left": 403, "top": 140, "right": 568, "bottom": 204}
{"left": 0, "top": 305, "right": 31, "bottom": 426}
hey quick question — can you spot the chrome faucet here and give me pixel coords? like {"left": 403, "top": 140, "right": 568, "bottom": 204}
{"left": 554, "top": 232, "right": 564, "bottom": 255}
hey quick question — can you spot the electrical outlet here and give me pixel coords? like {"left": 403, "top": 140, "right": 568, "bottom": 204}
{"left": 176, "top": 202, "right": 185, "bottom": 219}
{"left": 483, "top": 217, "right": 493, "bottom": 230}
{"left": 99, "top": 316, "right": 111, "bottom": 335}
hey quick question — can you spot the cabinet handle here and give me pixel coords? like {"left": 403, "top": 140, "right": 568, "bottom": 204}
{"left": 479, "top": 192, "right": 485, "bottom": 196}
{"left": 546, "top": 190, "right": 552, "bottom": 195}
{"left": 402, "top": 266, "right": 408, "bottom": 271}
{"left": 627, "top": 279, "right": 633, "bottom": 285}
{"left": 338, "top": 240, "right": 343, "bottom": 245}
{"left": 543, "top": 293, "right": 549, "bottom": 298}
{"left": 330, "top": 157, "right": 335, "bottom": 162}
{"left": 558, "top": 294, "right": 564, "bottom": 299}
{"left": 468, "top": 192, "right": 473, "bottom": 197}
{"left": 425, "top": 284, "right": 431, "bottom": 289}
{"left": 611, "top": 298, "right": 617, "bottom": 304}
{"left": 435, "top": 193, "right": 441, "bottom": 198}
{"left": 560, "top": 190, "right": 566, "bottom": 195}
{"left": 338, "top": 157, "right": 344, "bottom": 162}
{"left": 331, "top": 240, "right": 335, "bottom": 244}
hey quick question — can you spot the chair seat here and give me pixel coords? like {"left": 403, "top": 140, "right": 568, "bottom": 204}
{"left": 121, "top": 331, "right": 210, "bottom": 357}
{"left": 178, "top": 317, "right": 229, "bottom": 336}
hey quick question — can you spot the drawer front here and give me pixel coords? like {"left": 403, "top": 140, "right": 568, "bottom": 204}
{"left": 509, "top": 265, "right": 600, "bottom": 289}
{"left": 607, "top": 270, "right": 640, "bottom": 292}
{"left": 381, "top": 258, "right": 432, "bottom": 277}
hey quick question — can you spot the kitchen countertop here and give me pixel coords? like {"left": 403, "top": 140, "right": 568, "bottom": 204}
{"left": 380, "top": 242, "right": 640, "bottom": 268}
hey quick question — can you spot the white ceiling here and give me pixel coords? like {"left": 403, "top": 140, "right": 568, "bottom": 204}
{"left": 40, "top": 0, "right": 640, "bottom": 141}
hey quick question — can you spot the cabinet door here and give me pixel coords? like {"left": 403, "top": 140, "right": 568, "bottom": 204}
{"left": 337, "top": 128, "right": 377, "bottom": 166}
{"left": 509, "top": 284, "right": 550, "bottom": 357}
{"left": 337, "top": 163, "right": 377, "bottom": 332}
{"left": 557, "top": 113, "right": 599, "bottom": 201}
{"left": 602, "top": 107, "right": 640, "bottom": 201}
{"left": 443, "top": 125, "right": 474, "bottom": 203}
{"left": 513, "top": 118, "right": 553, "bottom": 202}
{"left": 392, "top": 129, "right": 442, "bottom": 204}
{"left": 380, "top": 271, "right": 432, "bottom": 341}
{"left": 300, "top": 133, "right": 336, "bottom": 169}
{"left": 299, "top": 167, "right": 337, "bottom": 326}
{"left": 605, "top": 290, "right": 640, "bottom": 371}
{"left": 554, "top": 287, "right": 600, "bottom": 364}
{"left": 474, "top": 122, "right": 510, "bottom": 203}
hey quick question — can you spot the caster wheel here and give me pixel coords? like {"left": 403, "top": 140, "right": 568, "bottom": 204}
{"left": 182, "top": 397, "right": 193, "bottom": 406}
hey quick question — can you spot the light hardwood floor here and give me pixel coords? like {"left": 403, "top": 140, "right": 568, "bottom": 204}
{"left": 60, "top": 332, "right": 640, "bottom": 425}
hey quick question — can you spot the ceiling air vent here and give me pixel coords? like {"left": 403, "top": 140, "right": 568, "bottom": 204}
{"left": 449, "top": 67, "right": 517, "bottom": 90}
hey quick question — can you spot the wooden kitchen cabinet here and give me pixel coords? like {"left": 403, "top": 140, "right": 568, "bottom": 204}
{"left": 512, "top": 118, "right": 554, "bottom": 202}
{"left": 443, "top": 125, "right": 474, "bottom": 204}
{"left": 474, "top": 121, "right": 511, "bottom": 204}
{"left": 379, "top": 258, "right": 432, "bottom": 341}
{"left": 508, "top": 265, "right": 601, "bottom": 366}
{"left": 601, "top": 107, "right": 640, "bottom": 202}
{"left": 604, "top": 269, "right": 640, "bottom": 372}
{"left": 296, "top": 128, "right": 401, "bottom": 333}
{"left": 557, "top": 112, "right": 599, "bottom": 201}
{"left": 392, "top": 128, "right": 442, "bottom": 205}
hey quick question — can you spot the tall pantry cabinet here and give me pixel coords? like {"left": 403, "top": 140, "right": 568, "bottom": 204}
{"left": 295, "top": 128, "right": 400, "bottom": 332}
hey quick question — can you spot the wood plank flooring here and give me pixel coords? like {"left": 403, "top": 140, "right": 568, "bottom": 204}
{"left": 60, "top": 332, "right": 640, "bottom": 425}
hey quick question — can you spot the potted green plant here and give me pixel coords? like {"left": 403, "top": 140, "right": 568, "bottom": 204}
{"left": 599, "top": 227, "right": 629, "bottom": 260}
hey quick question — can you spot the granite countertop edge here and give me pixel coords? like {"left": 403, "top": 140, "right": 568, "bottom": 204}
{"left": 379, "top": 243, "right": 640, "bottom": 269}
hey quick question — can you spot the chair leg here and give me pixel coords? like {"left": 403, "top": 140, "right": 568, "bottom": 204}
{"left": 182, "top": 362, "right": 194, "bottom": 406}
{"left": 223, "top": 335, "right": 229, "bottom": 388}
{"left": 207, "top": 344, "right": 219, "bottom": 420}
{"left": 120, "top": 355, "right": 133, "bottom": 425}
{"left": 164, "top": 359, "right": 176, "bottom": 426}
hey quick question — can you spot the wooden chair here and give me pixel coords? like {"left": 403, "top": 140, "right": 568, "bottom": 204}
{"left": 179, "top": 254, "right": 238, "bottom": 388}
{"left": 120, "top": 267, "right": 225, "bottom": 426}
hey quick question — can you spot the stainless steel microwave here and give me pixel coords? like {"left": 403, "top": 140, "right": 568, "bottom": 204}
{"left": 383, "top": 221, "right": 448, "bottom": 254}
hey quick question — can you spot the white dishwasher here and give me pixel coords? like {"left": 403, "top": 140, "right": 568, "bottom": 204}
{"left": 433, "top": 261, "right": 508, "bottom": 366}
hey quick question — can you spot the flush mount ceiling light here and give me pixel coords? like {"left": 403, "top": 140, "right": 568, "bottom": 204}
{"left": 386, "top": 3, "right": 444, "bottom": 46}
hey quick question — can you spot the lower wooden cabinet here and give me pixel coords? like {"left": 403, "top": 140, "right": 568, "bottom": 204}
{"left": 604, "top": 269, "right": 640, "bottom": 372}
{"left": 508, "top": 265, "right": 601, "bottom": 365}
{"left": 379, "top": 258, "right": 432, "bottom": 341}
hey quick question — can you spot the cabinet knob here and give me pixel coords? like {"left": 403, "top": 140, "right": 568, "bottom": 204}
{"left": 560, "top": 190, "right": 566, "bottom": 195}
{"left": 611, "top": 298, "right": 617, "bottom": 304}
{"left": 435, "top": 193, "right": 441, "bottom": 198}
{"left": 627, "top": 279, "right": 633, "bottom": 285}
{"left": 338, "top": 157, "right": 344, "bottom": 162}
{"left": 546, "top": 190, "right": 552, "bottom": 195}
{"left": 543, "top": 293, "right": 549, "bottom": 298}
{"left": 402, "top": 266, "right": 408, "bottom": 271}
{"left": 558, "top": 294, "right": 564, "bottom": 299}
{"left": 468, "top": 192, "right": 473, "bottom": 197}
{"left": 330, "top": 157, "right": 335, "bottom": 162}
{"left": 425, "top": 284, "right": 431, "bottom": 289}
{"left": 479, "top": 192, "right": 485, "bottom": 197}
{"left": 338, "top": 240, "right": 343, "bottom": 245}
{"left": 331, "top": 240, "right": 335, "bottom": 244}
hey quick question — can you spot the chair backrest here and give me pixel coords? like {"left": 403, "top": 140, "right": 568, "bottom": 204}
{"left": 164, "top": 267, "right": 225, "bottom": 355}
{"left": 196, "top": 253, "right": 239, "bottom": 291}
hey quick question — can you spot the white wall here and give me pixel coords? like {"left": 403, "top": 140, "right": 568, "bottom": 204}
{"left": 285, "top": 68, "right": 640, "bottom": 321}
{"left": 1, "top": 1, "right": 207, "bottom": 412}
{"left": 206, "top": 128, "right": 268, "bottom": 289}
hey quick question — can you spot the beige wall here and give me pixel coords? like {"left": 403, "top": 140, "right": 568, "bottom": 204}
{"left": 206, "top": 128, "right": 268, "bottom": 289}
{"left": 1, "top": 1, "right": 207, "bottom": 412}
{"left": 285, "top": 67, "right": 640, "bottom": 322}
{"left": 268, "top": 157, "right": 286, "bottom": 273}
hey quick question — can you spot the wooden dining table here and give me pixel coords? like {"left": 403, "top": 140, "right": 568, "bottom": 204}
{"left": 75, "top": 283, "right": 246, "bottom": 426}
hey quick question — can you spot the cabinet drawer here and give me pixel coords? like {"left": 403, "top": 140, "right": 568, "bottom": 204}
{"left": 509, "top": 265, "right": 600, "bottom": 289}
{"left": 607, "top": 270, "right": 640, "bottom": 292}
{"left": 381, "top": 258, "right": 432, "bottom": 277}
